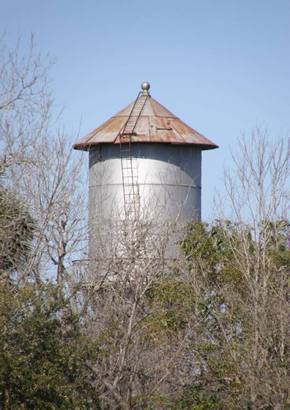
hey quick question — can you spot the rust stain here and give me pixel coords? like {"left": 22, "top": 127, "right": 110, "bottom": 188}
{"left": 73, "top": 96, "right": 218, "bottom": 151}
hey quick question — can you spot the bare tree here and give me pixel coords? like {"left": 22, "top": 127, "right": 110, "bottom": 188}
{"left": 70, "top": 216, "right": 193, "bottom": 409}
{"left": 220, "top": 130, "right": 289, "bottom": 408}
{"left": 0, "top": 36, "right": 86, "bottom": 283}
{"left": 179, "top": 129, "right": 290, "bottom": 409}
{"left": 223, "top": 128, "right": 289, "bottom": 224}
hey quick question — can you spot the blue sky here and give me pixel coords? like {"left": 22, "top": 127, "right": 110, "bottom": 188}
{"left": 1, "top": 0, "right": 290, "bottom": 219}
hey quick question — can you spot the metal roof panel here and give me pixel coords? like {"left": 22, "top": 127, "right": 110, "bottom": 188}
{"left": 73, "top": 89, "right": 218, "bottom": 150}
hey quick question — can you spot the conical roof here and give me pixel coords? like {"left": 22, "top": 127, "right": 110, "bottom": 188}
{"left": 73, "top": 84, "right": 218, "bottom": 151}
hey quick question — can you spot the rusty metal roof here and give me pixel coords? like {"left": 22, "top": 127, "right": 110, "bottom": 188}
{"left": 73, "top": 89, "right": 218, "bottom": 151}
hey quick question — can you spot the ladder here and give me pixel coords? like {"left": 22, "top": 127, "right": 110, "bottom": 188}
{"left": 119, "top": 91, "right": 148, "bottom": 221}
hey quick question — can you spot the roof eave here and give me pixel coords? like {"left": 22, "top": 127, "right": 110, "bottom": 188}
{"left": 73, "top": 141, "right": 219, "bottom": 151}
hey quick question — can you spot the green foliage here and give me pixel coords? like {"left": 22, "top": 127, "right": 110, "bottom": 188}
{"left": 172, "top": 385, "right": 221, "bottom": 410}
{"left": 0, "top": 178, "right": 34, "bottom": 273}
{"left": 176, "top": 220, "right": 290, "bottom": 409}
{"left": 180, "top": 221, "right": 244, "bottom": 286}
{"left": 0, "top": 281, "right": 101, "bottom": 409}
{"left": 144, "top": 279, "right": 196, "bottom": 336}
{"left": 262, "top": 220, "right": 290, "bottom": 268}
{"left": 131, "top": 221, "right": 289, "bottom": 408}
{"left": 0, "top": 171, "right": 102, "bottom": 409}
{"left": 132, "top": 393, "right": 173, "bottom": 409}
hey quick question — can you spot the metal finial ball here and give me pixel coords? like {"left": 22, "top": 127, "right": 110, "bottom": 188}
{"left": 141, "top": 81, "right": 150, "bottom": 91}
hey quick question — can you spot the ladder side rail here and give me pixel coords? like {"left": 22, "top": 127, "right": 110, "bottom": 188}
{"left": 119, "top": 91, "right": 149, "bottom": 221}
{"left": 122, "top": 93, "right": 148, "bottom": 135}
{"left": 121, "top": 91, "right": 143, "bottom": 135}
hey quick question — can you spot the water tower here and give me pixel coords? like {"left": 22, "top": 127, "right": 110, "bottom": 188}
{"left": 73, "top": 82, "right": 218, "bottom": 262}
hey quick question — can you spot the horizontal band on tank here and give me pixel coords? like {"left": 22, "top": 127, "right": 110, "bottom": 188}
{"left": 89, "top": 182, "right": 201, "bottom": 189}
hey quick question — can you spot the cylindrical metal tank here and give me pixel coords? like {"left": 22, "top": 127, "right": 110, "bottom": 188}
{"left": 74, "top": 83, "right": 218, "bottom": 262}
{"left": 89, "top": 143, "right": 201, "bottom": 223}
